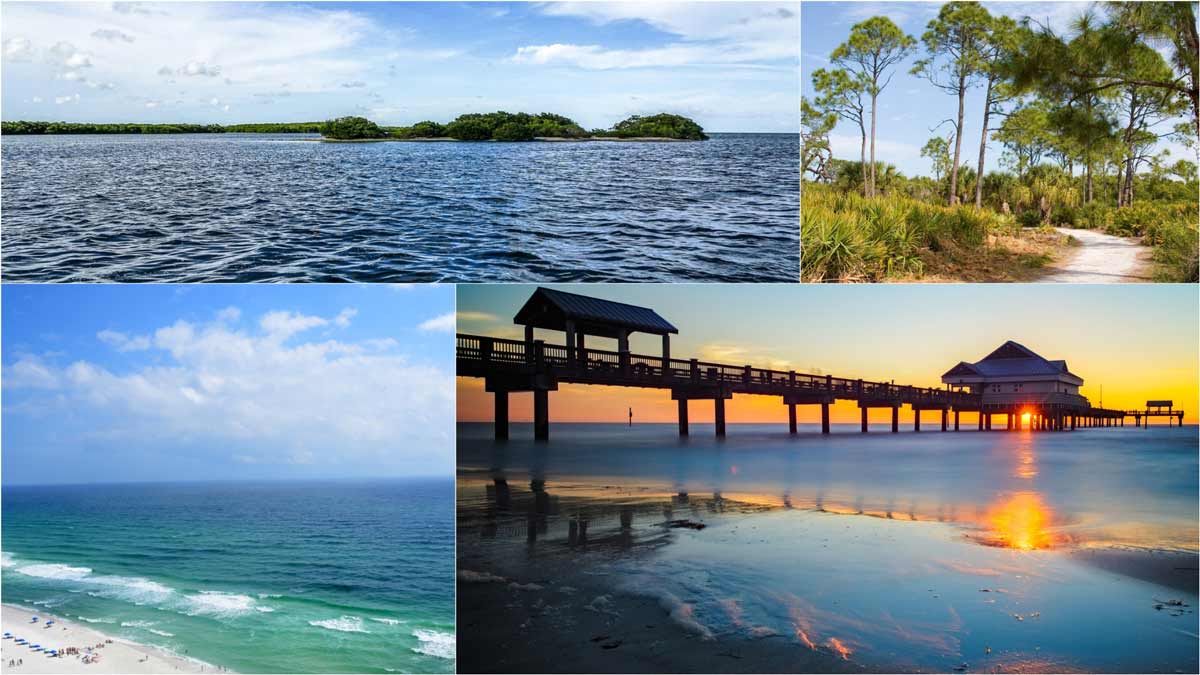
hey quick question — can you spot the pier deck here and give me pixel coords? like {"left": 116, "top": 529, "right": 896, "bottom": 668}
{"left": 458, "top": 334, "right": 1127, "bottom": 440}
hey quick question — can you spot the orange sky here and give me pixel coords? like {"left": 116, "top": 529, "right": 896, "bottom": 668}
{"left": 457, "top": 285, "right": 1199, "bottom": 425}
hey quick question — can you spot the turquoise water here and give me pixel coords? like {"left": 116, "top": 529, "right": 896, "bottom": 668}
{"left": 2, "top": 479, "right": 454, "bottom": 673}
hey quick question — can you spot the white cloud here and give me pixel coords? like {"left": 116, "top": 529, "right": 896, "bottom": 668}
{"left": 98, "top": 329, "right": 151, "bottom": 352}
{"left": 456, "top": 311, "right": 498, "bottom": 323}
{"left": 340, "top": 80, "right": 367, "bottom": 88}
{"left": 517, "top": 2, "right": 798, "bottom": 69}
{"left": 54, "top": 94, "right": 81, "bottom": 104}
{"left": 334, "top": 308, "right": 358, "bottom": 328}
{"left": 178, "top": 60, "right": 221, "bottom": 77}
{"left": 31, "top": 96, "right": 43, "bottom": 103}
{"left": 2, "top": 357, "right": 60, "bottom": 389}
{"left": 418, "top": 313, "right": 456, "bottom": 333}
{"left": 216, "top": 307, "right": 241, "bottom": 323}
{"left": 3, "top": 36, "right": 35, "bottom": 61}
{"left": 5, "top": 310, "right": 454, "bottom": 466}
{"left": 259, "top": 311, "right": 327, "bottom": 340}
{"left": 92, "top": 28, "right": 135, "bottom": 43}
{"left": 48, "top": 41, "right": 93, "bottom": 68}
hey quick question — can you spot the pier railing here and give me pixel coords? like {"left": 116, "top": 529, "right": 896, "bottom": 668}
{"left": 458, "top": 334, "right": 980, "bottom": 408}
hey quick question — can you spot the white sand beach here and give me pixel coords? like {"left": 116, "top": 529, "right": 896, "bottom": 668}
{"left": 1, "top": 605, "right": 215, "bottom": 674}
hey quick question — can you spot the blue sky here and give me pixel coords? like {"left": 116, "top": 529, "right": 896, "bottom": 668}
{"left": 802, "top": 2, "right": 1194, "bottom": 177}
{"left": 1, "top": 1, "right": 799, "bottom": 132}
{"left": 2, "top": 284, "right": 455, "bottom": 485}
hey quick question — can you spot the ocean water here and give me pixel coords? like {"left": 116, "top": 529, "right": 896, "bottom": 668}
{"left": 0, "top": 133, "right": 799, "bottom": 283}
{"left": 457, "top": 423, "right": 1199, "bottom": 673}
{"left": 2, "top": 479, "right": 454, "bottom": 673}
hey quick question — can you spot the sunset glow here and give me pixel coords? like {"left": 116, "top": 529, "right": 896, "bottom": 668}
{"left": 984, "top": 492, "right": 1056, "bottom": 551}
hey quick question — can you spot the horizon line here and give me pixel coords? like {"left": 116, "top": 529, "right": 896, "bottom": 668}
{"left": 1, "top": 475, "right": 454, "bottom": 489}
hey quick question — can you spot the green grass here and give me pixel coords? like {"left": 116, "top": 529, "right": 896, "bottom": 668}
{"left": 801, "top": 183, "right": 1016, "bottom": 282}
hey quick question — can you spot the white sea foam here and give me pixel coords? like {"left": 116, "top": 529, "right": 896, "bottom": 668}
{"left": 121, "top": 620, "right": 157, "bottom": 628}
{"left": 76, "top": 616, "right": 116, "bottom": 624}
{"left": 146, "top": 628, "right": 176, "bottom": 637}
{"left": 16, "top": 563, "right": 92, "bottom": 580}
{"left": 411, "top": 629, "right": 455, "bottom": 659}
{"left": 1, "top": 552, "right": 15, "bottom": 568}
{"left": 254, "top": 606, "right": 276, "bottom": 613}
{"left": 90, "top": 575, "right": 175, "bottom": 604}
{"left": 183, "top": 591, "right": 257, "bottom": 618}
{"left": 370, "top": 617, "right": 403, "bottom": 625}
{"left": 308, "top": 616, "right": 369, "bottom": 633}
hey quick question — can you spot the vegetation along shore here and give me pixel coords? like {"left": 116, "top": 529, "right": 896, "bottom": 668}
{"left": 802, "top": 1, "right": 1199, "bottom": 283}
{"left": 1, "top": 112, "right": 709, "bottom": 142}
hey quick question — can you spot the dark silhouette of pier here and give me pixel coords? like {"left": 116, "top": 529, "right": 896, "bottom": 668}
{"left": 1126, "top": 401, "right": 1187, "bottom": 427}
{"left": 458, "top": 288, "right": 1151, "bottom": 441}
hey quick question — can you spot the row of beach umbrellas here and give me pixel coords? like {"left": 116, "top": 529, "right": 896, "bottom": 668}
{"left": 3, "top": 630, "right": 60, "bottom": 656}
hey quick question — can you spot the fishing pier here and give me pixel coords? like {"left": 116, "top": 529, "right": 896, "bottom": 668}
{"left": 458, "top": 288, "right": 1147, "bottom": 441}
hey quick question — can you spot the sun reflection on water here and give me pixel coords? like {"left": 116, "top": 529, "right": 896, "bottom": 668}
{"left": 984, "top": 492, "right": 1055, "bottom": 550}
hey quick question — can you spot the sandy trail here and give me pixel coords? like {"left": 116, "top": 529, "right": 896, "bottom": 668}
{"left": 1, "top": 605, "right": 212, "bottom": 674}
{"left": 1042, "top": 227, "right": 1151, "bottom": 282}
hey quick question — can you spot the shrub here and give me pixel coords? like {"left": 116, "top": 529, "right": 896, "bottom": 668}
{"left": 492, "top": 122, "right": 535, "bottom": 142}
{"left": 444, "top": 118, "right": 493, "bottom": 141}
{"left": 596, "top": 113, "right": 708, "bottom": 140}
{"left": 319, "top": 116, "right": 387, "bottom": 140}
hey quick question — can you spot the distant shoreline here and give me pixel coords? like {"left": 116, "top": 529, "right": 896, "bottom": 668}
{"left": 0, "top": 604, "right": 221, "bottom": 674}
{"left": 303, "top": 136, "right": 702, "bottom": 144}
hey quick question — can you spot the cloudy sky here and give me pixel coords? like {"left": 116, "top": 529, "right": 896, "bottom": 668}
{"left": 2, "top": 284, "right": 455, "bottom": 485}
{"left": 1, "top": 1, "right": 800, "bottom": 132}
{"left": 802, "top": 2, "right": 1194, "bottom": 177}
{"left": 457, "top": 284, "right": 1198, "bottom": 425}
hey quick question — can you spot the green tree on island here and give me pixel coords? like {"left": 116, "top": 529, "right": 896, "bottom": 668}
{"left": 319, "top": 116, "right": 387, "bottom": 140}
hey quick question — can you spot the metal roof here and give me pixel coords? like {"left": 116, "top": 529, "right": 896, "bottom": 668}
{"left": 514, "top": 287, "right": 678, "bottom": 337}
{"left": 942, "top": 341, "right": 1082, "bottom": 381}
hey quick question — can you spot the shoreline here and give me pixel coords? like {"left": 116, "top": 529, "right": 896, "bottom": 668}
{"left": 293, "top": 136, "right": 701, "bottom": 143}
{"left": 0, "top": 604, "right": 221, "bottom": 674}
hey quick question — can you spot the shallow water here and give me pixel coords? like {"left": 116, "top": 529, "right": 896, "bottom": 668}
{"left": 2, "top": 479, "right": 455, "bottom": 673}
{"left": 0, "top": 133, "right": 799, "bottom": 282}
{"left": 457, "top": 423, "right": 1199, "bottom": 673}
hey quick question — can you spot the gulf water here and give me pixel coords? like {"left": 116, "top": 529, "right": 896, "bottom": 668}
{"left": 2, "top": 479, "right": 454, "bottom": 673}
{"left": 457, "top": 423, "right": 1198, "bottom": 672}
{"left": 0, "top": 133, "right": 798, "bottom": 283}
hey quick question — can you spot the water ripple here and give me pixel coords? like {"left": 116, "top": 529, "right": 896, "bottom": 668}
{"left": 1, "top": 133, "right": 799, "bottom": 282}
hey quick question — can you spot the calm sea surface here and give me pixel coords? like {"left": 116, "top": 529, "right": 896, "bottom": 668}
{"left": 1, "top": 479, "right": 454, "bottom": 673}
{"left": 457, "top": 423, "right": 1199, "bottom": 673}
{"left": 0, "top": 133, "right": 798, "bottom": 282}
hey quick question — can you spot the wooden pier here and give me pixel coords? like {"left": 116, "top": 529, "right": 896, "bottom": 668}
{"left": 457, "top": 333, "right": 1128, "bottom": 440}
{"left": 459, "top": 288, "right": 1138, "bottom": 441}
{"left": 1125, "top": 400, "right": 1187, "bottom": 427}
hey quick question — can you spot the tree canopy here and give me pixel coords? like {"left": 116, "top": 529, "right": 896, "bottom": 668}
{"left": 319, "top": 116, "right": 388, "bottom": 140}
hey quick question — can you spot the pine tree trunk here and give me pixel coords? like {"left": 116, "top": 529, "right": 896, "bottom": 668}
{"left": 869, "top": 91, "right": 878, "bottom": 198}
{"left": 949, "top": 74, "right": 966, "bottom": 206}
{"left": 974, "top": 78, "right": 992, "bottom": 210}
{"left": 859, "top": 125, "right": 868, "bottom": 198}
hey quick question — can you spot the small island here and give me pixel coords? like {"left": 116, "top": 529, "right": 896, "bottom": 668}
{"left": 1, "top": 112, "right": 710, "bottom": 142}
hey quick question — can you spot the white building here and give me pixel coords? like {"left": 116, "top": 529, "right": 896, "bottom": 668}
{"left": 942, "top": 341, "right": 1088, "bottom": 409}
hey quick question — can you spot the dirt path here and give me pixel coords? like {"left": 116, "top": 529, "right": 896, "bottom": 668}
{"left": 1041, "top": 227, "right": 1152, "bottom": 282}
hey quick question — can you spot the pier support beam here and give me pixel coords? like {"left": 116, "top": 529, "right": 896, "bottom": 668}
{"left": 494, "top": 391, "right": 509, "bottom": 440}
{"left": 677, "top": 399, "right": 689, "bottom": 436}
{"left": 978, "top": 411, "right": 984, "bottom": 431}
{"left": 891, "top": 406, "right": 899, "bottom": 433}
{"left": 861, "top": 407, "right": 869, "bottom": 433}
{"left": 953, "top": 409, "right": 960, "bottom": 431}
{"left": 714, "top": 397, "right": 726, "bottom": 437}
{"left": 822, "top": 403, "right": 831, "bottom": 435}
{"left": 985, "top": 414, "right": 992, "bottom": 431}
{"left": 941, "top": 409, "right": 949, "bottom": 432}
{"left": 788, "top": 403, "right": 797, "bottom": 435}
{"left": 1007, "top": 413, "right": 1013, "bottom": 431}
{"left": 533, "top": 389, "right": 549, "bottom": 441}
{"left": 914, "top": 408, "right": 921, "bottom": 432}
